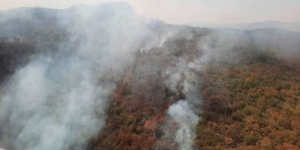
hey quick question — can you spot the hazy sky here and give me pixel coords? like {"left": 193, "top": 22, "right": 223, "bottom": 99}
{"left": 1, "top": 0, "right": 300, "bottom": 24}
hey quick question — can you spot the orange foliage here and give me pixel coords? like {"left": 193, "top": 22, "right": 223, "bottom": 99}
{"left": 92, "top": 29, "right": 300, "bottom": 150}
{"left": 196, "top": 56, "right": 300, "bottom": 149}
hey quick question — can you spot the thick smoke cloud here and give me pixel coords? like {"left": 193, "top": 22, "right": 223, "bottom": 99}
{"left": 0, "top": 2, "right": 152, "bottom": 149}
{"left": 0, "top": 57, "right": 110, "bottom": 150}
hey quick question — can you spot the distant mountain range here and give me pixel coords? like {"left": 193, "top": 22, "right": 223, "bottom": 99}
{"left": 189, "top": 21, "right": 300, "bottom": 32}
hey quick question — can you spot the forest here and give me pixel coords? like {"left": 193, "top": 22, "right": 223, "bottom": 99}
{"left": 0, "top": 2, "right": 300, "bottom": 150}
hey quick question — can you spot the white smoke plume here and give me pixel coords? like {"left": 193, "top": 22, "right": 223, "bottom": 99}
{"left": 0, "top": 57, "right": 110, "bottom": 150}
{"left": 168, "top": 100, "right": 199, "bottom": 150}
{"left": 163, "top": 30, "right": 219, "bottom": 150}
{"left": 0, "top": 2, "right": 152, "bottom": 149}
{"left": 163, "top": 56, "right": 202, "bottom": 150}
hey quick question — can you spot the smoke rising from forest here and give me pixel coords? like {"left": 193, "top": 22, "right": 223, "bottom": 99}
{"left": 0, "top": 1, "right": 300, "bottom": 150}
{"left": 168, "top": 100, "right": 199, "bottom": 150}
{"left": 0, "top": 2, "right": 153, "bottom": 149}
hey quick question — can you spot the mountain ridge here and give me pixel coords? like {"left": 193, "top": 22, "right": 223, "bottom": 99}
{"left": 189, "top": 21, "right": 300, "bottom": 32}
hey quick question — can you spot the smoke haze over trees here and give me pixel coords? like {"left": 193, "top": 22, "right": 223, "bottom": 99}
{"left": 0, "top": 2, "right": 300, "bottom": 150}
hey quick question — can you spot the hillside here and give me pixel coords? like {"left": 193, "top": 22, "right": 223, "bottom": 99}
{"left": 0, "top": 3, "right": 300, "bottom": 150}
{"left": 189, "top": 21, "right": 300, "bottom": 33}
